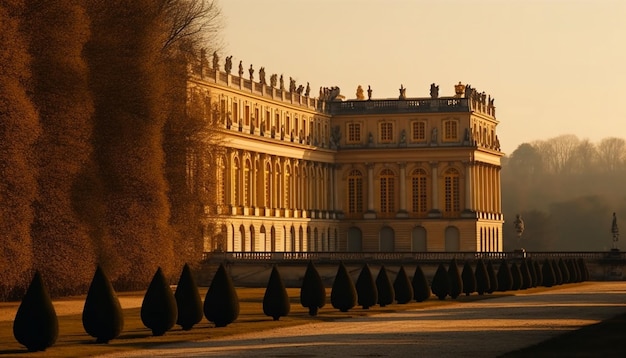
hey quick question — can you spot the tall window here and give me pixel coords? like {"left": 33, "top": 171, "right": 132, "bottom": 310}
{"left": 284, "top": 165, "right": 291, "bottom": 209}
{"left": 347, "top": 123, "right": 361, "bottom": 143}
{"left": 412, "top": 121, "right": 426, "bottom": 142}
{"left": 380, "top": 169, "right": 395, "bottom": 213}
{"left": 411, "top": 168, "right": 427, "bottom": 214}
{"left": 444, "top": 168, "right": 461, "bottom": 214}
{"left": 233, "top": 158, "right": 240, "bottom": 205}
{"left": 264, "top": 162, "right": 271, "bottom": 207}
{"left": 347, "top": 169, "right": 363, "bottom": 213}
{"left": 233, "top": 102, "right": 238, "bottom": 124}
{"left": 444, "top": 119, "right": 459, "bottom": 141}
{"left": 243, "top": 159, "right": 251, "bottom": 206}
{"left": 380, "top": 122, "right": 393, "bottom": 142}
{"left": 217, "top": 157, "right": 225, "bottom": 205}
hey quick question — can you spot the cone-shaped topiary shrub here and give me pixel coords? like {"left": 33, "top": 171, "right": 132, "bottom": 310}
{"left": 204, "top": 263, "right": 240, "bottom": 327}
{"left": 542, "top": 259, "right": 556, "bottom": 287}
{"left": 412, "top": 264, "right": 431, "bottom": 302}
{"left": 497, "top": 259, "right": 513, "bottom": 292}
{"left": 486, "top": 260, "right": 498, "bottom": 294}
{"left": 558, "top": 258, "right": 570, "bottom": 284}
{"left": 393, "top": 265, "right": 413, "bottom": 304}
{"left": 331, "top": 262, "right": 357, "bottom": 312}
{"left": 567, "top": 259, "right": 580, "bottom": 283}
{"left": 355, "top": 264, "right": 378, "bottom": 309}
{"left": 534, "top": 260, "right": 543, "bottom": 287}
{"left": 174, "top": 263, "right": 203, "bottom": 330}
{"left": 519, "top": 260, "right": 531, "bottom": 290}
{"left": 527, "top": 259, "right": 538, "bottom": 287}
{"left": 300, "top": 261, "right": 326, "bottom": 316}
{"left": 82, "top": 266, "right": 124, "bottom": 343}
{"left": 447, "top": 259, "right": 463, "bottom": 299}
{"left": 141, "top": 267, "right": 177, "bottom": 336}
{"left": 263, "top": 265, "right": 290, "bottom": 321}
{"left": 474, "top": 259, "right": 490, "bottom": 295}
{"left": 13, "top": 271, "right": 58, "bottom": 352}
{"left": 431, "top": 263, "right": 450, "bottom": 300}
{"left": 462, "top": 261, "right": 476, "bottom": 296}
{"left": 551, "top": 259, "right": 563, "bottom": 285}
{"left": 510, "top": 263, "right": 521, "bottom": 290}
{"left": 577, "top": 258, "right": 589, "bottom": 281}
{"left": 376, "top": 265, "right": 395, "bottom": 307}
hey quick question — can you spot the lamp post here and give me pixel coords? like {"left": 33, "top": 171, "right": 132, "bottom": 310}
{"left": 611, "top": 212, "right": 619, "bottom": 251}
{"left": 513, "top": 214, "right": 525, "bottom": 252}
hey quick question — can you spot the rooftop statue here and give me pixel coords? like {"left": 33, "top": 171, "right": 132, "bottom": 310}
{"left": 367, "top": 85, "right": 372, "bottom": 100}
{"left": 224, "top": 56, "right": 233, "bottom": 74}
{"left": 289, "top": 77, "right": 297, "bottom": 93}
{"left": 305, "top": 82, "right": 310, "bottom": 97}
{"left": 454, "top": 81, "right": 465, "bottom": 97}
{"left": 212, "top": 51, "right": 219, "bottom": 70}
{"left": 399, "top": 84, "right": 406, "bottom": 100}
{"left": 279, "top": 74, "right": 284, "bottom": 90}
{"left": 259, "top": 67, "right": 266, "bottom": 85}
{"left": 270, "top": 74, "right": 277, "bottom": 88}
{"left": 430, "top": 83, "right": 439, "bottom": 99}
{"left": 238, "top": 60, "right": 243, "bottom": 77}
{"left": 248, "top": 64, "right": 254, "bottom": 81}
{"left": 356, "top": 85, "right": 365, "bottom": 100}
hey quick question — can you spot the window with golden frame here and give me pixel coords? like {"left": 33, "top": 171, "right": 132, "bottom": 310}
{"left": 443, "top": 119, "right": 459, "bottom": 141}
{"left": 411, "top": 121, "right": 426, "bottom": 142}
{"left": 444, "top": 168, "right": 461, "bottom": 215}
{"left": 379, "top": 169, "right": 395, "bottom": 213}
{"left": 411, "top": 168, "right": 427, "bottom": 214}
{"left": 380, "top": 122, "right": 393, "bottom": 143}
{"left": 347, "top": 122, "right": 361, "bottom": 143}
{"left": 347, "top": 169, "right": 363, "bottom": 213}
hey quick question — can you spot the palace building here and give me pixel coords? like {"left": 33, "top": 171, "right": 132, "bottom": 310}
{"left": 186, "top": 54, "right": 504, "bottom": 254}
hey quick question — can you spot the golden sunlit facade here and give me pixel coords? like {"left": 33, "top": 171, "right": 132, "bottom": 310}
{"left": 187, "top": 58, "right": 504, "bottom": 253}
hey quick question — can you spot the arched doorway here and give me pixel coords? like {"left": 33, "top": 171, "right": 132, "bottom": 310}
{"left": 411, "top": 226, "right": 427, "bottom": 251}
{"left": 249, "top": 225, "right": 255, "bottom": 252}
{"left": 290, "top": 226, "right": 296, "bottom": 251}
{"left": 239, "top": 225, "right": 245, "bottom": 252}
{"left": 379, "top": 226, "right": 395, "bottom": 252}
{"left": 259, "top": 226, "right": 266, "bottom": 252}
{"left": 270, "top": 226, "right": 276, "bottom": 252}
{"left": 445, "top": 226, "right": 460, "bottom": 252}
{"left": 347, "top": 227, "right": 363, "bottom": 252}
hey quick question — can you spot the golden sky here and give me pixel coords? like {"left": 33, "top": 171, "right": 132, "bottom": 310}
{"left": 219, "top": 0, "right": 626, "bottom": 154}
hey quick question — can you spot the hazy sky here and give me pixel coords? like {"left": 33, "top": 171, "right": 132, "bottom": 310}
{"left": 218, "top": 0, "right": 625, "bottom": 155}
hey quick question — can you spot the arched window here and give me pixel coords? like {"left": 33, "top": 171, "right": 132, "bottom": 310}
{"left": 238, "top": 225, "right": 245, "bottom": 252}
{"left": 264, "top": 162, "right": 271, "bottom": 208}
{"left": 380, "top": 169, "right": 395, "bottom": 214}
{"left": 347, "top": 227, "right": 363, "bottom": 252}
{"left": 445, "top": 226, "right": 460, "bottom": 252}
{"left": 443, "top": 119, "right": 459, "bottom": 141}
{"left": 379, "top": 226, "right": 395, "bottom": 252}
{"left": 411, "top": 168, "right": 427, "bottom": 215}
{"left": 444, "top": 168, "right": 460, "bottom": 215}
{"left": 249, "top": 225, "right": 255, "bottom": 252}
{"left": 243, "top": 158, "right": 251, "bottom": 207}
{"left": 347, "top": 169, "right": 363, "bottom": 214}
{"left": 285, "top": 164, "right": 291, "bottom": 209}
{"left": 216, "top": 157, "right": 225, "bottom": 205}
{"left": 233, "top": 157, "right": 240, "bottom": 206}
{"left": 411, "top": 226, "right": 427, "bottom": 251}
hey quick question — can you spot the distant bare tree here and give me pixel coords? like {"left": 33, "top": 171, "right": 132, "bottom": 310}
{"left": 162, "top": 0, "right": 223, "bottom": 55}
{"left": 568, "top": 139, "right": 598, "bottom": 175}
{"left": 597, "top": 137, "right": 626, "bottom": 173}
{"left": 536, "top": 135, "right": 580, "bottom": 174}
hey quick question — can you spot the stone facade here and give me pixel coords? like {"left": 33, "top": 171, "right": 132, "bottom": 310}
{"left": 185, "top": 57, "right": 504, "bottom": 254}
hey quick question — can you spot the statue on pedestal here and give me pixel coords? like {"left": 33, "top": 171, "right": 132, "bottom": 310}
{"left": 367, "top": 85, "right": 372, "bottom": 100}
{"left": 356, "top": 85, "right": 365, "bottom": 100}
{"left": 212, "top": 51, "right": 219, "bottom": 70}
{"left": 259, "top": 67, "right": 266, "bottom": 85}
{"left": 270, "top": 74, "right": 277, "bottom": 88}
{"left": 430, "top": 83, "right": 439, "bottom": 99}
{"left": 399, "top": 84, "right": 406, "bottom": 100}
{"left": 248, "top": 64, "right": 254, "bottom": 81}
{"left": 238, "top": 60, "right": 243, "bottom": 77}
{"left": 305, "top": 82, "right": 310, "bottom": 97}
{"left": 225, "top": 56, "right": 233, "bottom": 74}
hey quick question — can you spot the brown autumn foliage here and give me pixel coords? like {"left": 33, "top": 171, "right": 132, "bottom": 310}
{"left": 84, "top": 0, "right": 176, "bottom": 289}
{"left": 0, "top": 1, "right": 40, "bottom": 301}
{"left": 0, "top": 0, "right": 223, "bottom": 299}
{"left": 24, "top": 1, "right": 97, "bottom": 296}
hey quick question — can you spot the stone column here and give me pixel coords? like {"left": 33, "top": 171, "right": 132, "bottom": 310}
{"left": 397, "top": 163, "right": 408, "bottom": 218}
{"left": 462, "top": 161, "right": 474, "bottom": 217}
{"left": 365, "top": 163, "right": 376, "bottom": 219}
{"left": 428, "top": 161, "right": 441, "bottom": 217}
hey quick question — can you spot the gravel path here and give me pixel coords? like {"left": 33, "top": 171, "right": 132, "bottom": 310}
{"left": 98, "top": 282, "right": 626, "bottom": 358}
